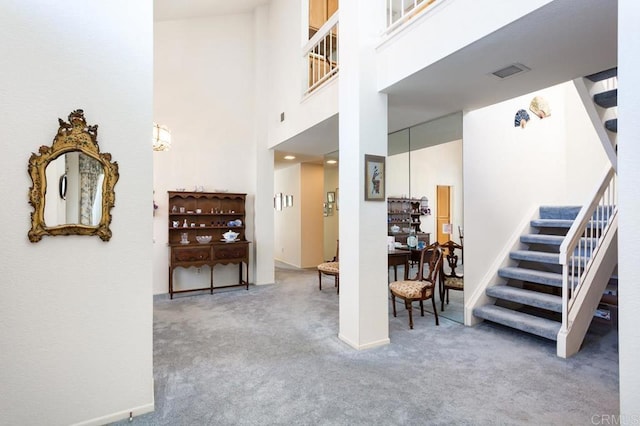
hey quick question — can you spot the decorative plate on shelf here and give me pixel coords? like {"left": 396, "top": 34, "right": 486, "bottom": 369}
{"left": 407, "top": 235, "right": 418, "bottom": 248}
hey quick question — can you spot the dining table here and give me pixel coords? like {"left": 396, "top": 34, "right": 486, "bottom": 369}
{"left": 388, "top": 248, "right": 410, "bottom": 281}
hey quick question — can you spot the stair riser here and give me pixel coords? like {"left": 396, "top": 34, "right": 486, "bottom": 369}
{"left": 473, "top": 306, "right": 560, "bottom": 341}
{"left": 510, "top": 252, "right": 589, "bottom": 266}
{"left": 585, "top": 67, "right": 617, "bottom": 82}
{"left": 594, "top": 89, "right": 617, "bottom": 108}
{"left": 486, "top": 287, "right": 562, "bottom": 313}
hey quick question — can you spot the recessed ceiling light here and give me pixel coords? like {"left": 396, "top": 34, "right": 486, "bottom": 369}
{"left": 284, "top": 155, "right": 296, "bottom": 160}
{"left": 326, "top": 159, "right": 337, "bottom": 164}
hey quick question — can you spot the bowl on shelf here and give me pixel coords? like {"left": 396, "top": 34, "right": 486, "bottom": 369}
{"left": 195, "top": 235, "right": 212, "bottom": 244}
{"left": 390, "top": 225, "right": 400, "bottom": 233}
{"left": 222, "top": 230, "right": 239, "bottom": 242}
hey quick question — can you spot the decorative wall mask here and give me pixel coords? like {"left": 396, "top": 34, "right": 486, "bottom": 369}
{"left": 28, "top": 109, "right": 119, "bottom": 242}
{"left": 514, "top": 109, "right": 530, "bottom": 128}
{"left": 529, "top": 96, "right": 551, "bottom": 119}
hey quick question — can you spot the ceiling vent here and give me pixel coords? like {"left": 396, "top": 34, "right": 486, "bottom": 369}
{"left": 491, "top": 63, "right": 531, "bottom": 79}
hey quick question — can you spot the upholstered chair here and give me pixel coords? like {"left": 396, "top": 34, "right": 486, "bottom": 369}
{"left": 317, "top": 240, "right": 339, "bottom": 294}
{"left": 389, "top": 243, "right": 442, "bottom": 329}
{"left": 439, "top": 240, "right": 463, "bottom": 311}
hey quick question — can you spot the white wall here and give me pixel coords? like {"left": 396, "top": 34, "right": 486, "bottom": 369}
{"left": 274, "top": 162, "right": 325, "bottom": 268}
{"left": 463, "top": 82, "right": 608, "bottom": 316}
{"left": 410, "top": 140, "right": 463, "bottom": 241}
{"left": 0, "top": 2, "right": 153, "bottom": 424}
{"left": 153, "top": 14, "right": 257, "bottom": 294}
{"left": 274, "top": 164, "right": 302, "bottom": 266}
{"left": 563, "top": 83, "right": 610, "bottom": 203}
{"left": 618, "top": 0, "right": 640, "bottom": 417}
{"left": 266, "top": 0, "right": 339, "bottom": 149}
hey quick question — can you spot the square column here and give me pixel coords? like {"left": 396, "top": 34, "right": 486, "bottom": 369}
{"left": 618, "top": 0, "right": 640, "bottom": 417}
{"left": 338, "top": 0, "right": 390, "bottom": 349}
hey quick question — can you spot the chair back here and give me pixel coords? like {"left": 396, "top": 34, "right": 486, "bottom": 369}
{"left": 415, "top": 243, "right": 443, "bottom": 284}
{"left": 440, "top": 240, "right": 463, "bottom": 278}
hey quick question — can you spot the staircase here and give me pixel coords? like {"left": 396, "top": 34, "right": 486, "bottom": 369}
{"left": 573, "top": 67, "right": 618, "bottom": 171}
{"left": 470, "top": 67, "right": 620, "bottom": 357}
{"left": 473, "top": 206, "right": 581, "bottom": 341}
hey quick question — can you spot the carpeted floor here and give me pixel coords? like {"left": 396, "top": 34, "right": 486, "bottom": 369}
{"left": 112, "top": 265, "right": 619, "bottom": 425}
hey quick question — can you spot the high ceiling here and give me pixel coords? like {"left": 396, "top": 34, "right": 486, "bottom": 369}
{"left": 154, "top": 0, "right": 618, "bottom": 166}
{"left": 154, "top": 0, "right": 267, "bottom": 21}
{"left": 384, "top": 0, "right": 617, "bottom": 133}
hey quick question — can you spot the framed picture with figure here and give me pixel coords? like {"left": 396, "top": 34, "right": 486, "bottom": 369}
{"left": 327, "top": 191, "right": 335, "bottom": 203}
{"left": 364, "top": 154, "right": 385, "bottom": 201}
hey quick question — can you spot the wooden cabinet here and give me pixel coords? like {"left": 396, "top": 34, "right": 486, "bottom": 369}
{"left": 388, "top": 197, "right": 423, "bottom": 233}
{"left": 388, "top": 198, "right": 430, "bottom": 255}
{"left": 167, "top": 191, "right": 250, "bottom": 299}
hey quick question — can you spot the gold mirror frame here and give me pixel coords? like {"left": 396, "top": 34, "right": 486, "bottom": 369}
{"left": 28, "top": 109, "right": 119, "bottom": 242}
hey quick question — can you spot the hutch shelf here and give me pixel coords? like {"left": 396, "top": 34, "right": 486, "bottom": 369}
{"left": 167, "top": 191, "right": 250, "bottom": 299}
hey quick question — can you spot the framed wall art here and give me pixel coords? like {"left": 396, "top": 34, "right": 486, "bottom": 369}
{"left": 364, "top": 154, "right": 385, "bottom": 201}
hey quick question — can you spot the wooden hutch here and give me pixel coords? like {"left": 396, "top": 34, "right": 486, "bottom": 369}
{"left": 167, "top": 191, "right": 250, "bottom": 299}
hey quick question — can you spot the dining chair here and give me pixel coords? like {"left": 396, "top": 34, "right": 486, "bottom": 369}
{"left": 317, "top": 240, "right": 339, "bottom": 294}
{"left": 439, "top": 240, "right": 463, "bottom": 311}
{"left": 389, "top": 243, "right": 443, "bottom": 329}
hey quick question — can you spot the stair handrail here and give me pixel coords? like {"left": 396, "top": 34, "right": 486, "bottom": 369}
{"left": 384, "top": 0, "right": 439, "bottom": 35}
{"left": 559, "top": 166, "right": 617, "bottom": 333}
{"left": 303, "top": 11, "right": 339, "bottom": 95}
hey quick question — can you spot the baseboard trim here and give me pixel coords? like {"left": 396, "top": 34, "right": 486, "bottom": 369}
{"left": 338, "top": 333, "right": 390, "bottom": 350}
{"left": 71, "top": 379, "right": 155, "bottom": 426}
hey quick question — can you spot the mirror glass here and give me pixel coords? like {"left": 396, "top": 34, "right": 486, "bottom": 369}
{"left": 387, "top": 128, "right": 410, "bottom": 198}
{"left": 44, "top": 153, "right": 104, "bottom": 226}
{"left": 28, "top": 109, "right": 118, "bottom": 242}
{"left": 387, "top": 112, "right": 464, "bottom": 323}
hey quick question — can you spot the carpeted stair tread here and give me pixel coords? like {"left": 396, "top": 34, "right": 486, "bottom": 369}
{"left": 473, "top": 305, "right": 561, "bottom": 341}
{"left": 486, "top": 285, "right": 563, "bottom": 312}
{"left": 498, "top": 266, "right": 563, "bottom": 287}
{"left": 605, "top": 119, "right": 617, "bottom": 133}
{"left": 594, "top": 89, "right": 617, "bottom": 108}
{"left": 510, "top": 250, "right": 560, "bottom": 264}
{"left": 521, "top": 234, "right": 565, "bottom": 245}
{"left": 539, "top": 206, "right": 581, "bottom": 220}
{"left": 585, "top": 67, "right": 617, "bottom": 82}
{"left": 531, "top": 218, "right": 609, "bottom": 229}
{"left": 530, "top": 219, "right": 574, "bottom": 228}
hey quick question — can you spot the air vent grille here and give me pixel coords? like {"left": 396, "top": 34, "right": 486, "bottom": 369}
{"left": 492, "top": 63, "right": 530, "bottom": 79}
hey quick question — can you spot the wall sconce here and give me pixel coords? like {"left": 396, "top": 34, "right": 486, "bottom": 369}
{"left": 153, "top": 122, "right": 171, "bottom": 151}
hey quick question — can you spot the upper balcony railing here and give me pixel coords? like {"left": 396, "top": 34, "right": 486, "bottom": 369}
{"left": 303, "top": 11, "right": 339, "bottom": 95}
{"left": 385, "top": 0, "right": 438, "bottom": 35}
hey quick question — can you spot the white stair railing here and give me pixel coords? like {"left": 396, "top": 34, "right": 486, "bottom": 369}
{"left": 385, "top": 0, "right": 439, "bottom": 35}
{"left": 303, "top": 12, "right": 339, "bottom": 95}
{"left": 558, "top": 166, "right": 617, "bottom": 355}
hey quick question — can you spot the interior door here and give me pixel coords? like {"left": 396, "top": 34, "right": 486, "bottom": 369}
{"left": 436, "top": 185, "right": 451, "bottom": 244}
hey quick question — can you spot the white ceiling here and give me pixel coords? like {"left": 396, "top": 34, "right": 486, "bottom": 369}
{"left": 154, "top": 0, "right": 267, "bottom": 21}
{"left": 385, "top": 0, "right": 617, "bottom": 133}
{"left": 154, "top": 0, "right": 618, "bottom": 165}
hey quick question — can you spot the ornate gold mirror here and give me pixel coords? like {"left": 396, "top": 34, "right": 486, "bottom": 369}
{"left": 28, "top": 109, "right": 119, "bottom": 242}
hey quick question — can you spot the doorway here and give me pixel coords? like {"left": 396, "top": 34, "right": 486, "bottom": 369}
{"left": 436, "top": 185, "right": 451, "bottom": 244}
